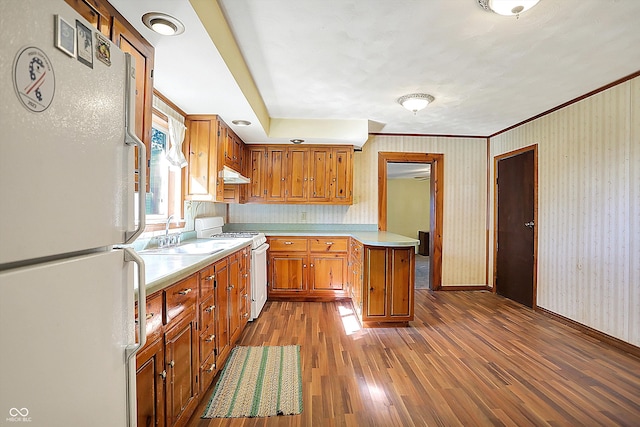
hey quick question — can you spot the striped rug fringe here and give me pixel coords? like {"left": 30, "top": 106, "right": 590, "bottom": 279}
{"left": 202, "top": 345, "right": 303, "bottom": 418}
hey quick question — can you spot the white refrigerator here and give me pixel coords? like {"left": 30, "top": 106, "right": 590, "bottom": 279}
{"left": 0, "top": 0, "right": 147, "bottom": 426}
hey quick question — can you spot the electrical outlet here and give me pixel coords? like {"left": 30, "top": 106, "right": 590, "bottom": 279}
{"left": 300, "top": 211, "right": 307, "bottom": 222}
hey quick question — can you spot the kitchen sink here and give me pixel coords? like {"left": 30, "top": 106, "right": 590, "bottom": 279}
{"left": 141, "top": 239, "right": 242, "bottom": 256}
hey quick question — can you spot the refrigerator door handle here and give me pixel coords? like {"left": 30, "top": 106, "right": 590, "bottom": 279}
{"left": 124, "top": 248, "right": 146, "bottom": 427}
{"left": 123, "top": 53, "right": 147, "bottom": 244}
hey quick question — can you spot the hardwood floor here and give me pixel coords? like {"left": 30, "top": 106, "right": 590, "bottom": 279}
{"left": 187, "top": 290, "right": 640, "bottom": 426}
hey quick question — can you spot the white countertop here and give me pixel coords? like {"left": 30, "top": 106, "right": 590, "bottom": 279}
{"left": 264, "top": 231, "right": 419, "bottom": 247}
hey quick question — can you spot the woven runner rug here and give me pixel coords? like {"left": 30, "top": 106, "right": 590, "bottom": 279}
{"left": 202, "top": 345, "right": 303, "bottom": 418}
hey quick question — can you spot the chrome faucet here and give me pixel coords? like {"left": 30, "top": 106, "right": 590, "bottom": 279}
{"left": 165, "top": 215, "right": 174, "bottom": 238}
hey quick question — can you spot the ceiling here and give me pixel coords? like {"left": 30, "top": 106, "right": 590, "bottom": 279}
{"left": 109, "top": 0, "right": 640, "bottom": 147}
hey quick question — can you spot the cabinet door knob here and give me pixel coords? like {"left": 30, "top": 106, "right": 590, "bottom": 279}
{"left": 284, "top": 241, "right": 293, "bottom": 245}
{"left": 178, "top": 288, "right": 192, "bottom": 295}
{"left": 228, "top": 285, "right": 234, "bottom": 290}
{"left": 205, "top": 305, "right": 215, "bottom": 313}
{"left": 169, "top": 360, "right": 175, "bottom": 368}
{"left": 243, "top": 313, "right": 249, "bottom": 318}
{"left": 303, "top": 264, "right": 307, "bottom": 268}
{"left": 325, "top": 242, "right": 334, "bottom": 245}
{"left": 206, "top": 364, "right": 215, "bottom": 373}
{"left": 145, "top": 312, "right": 154, "bottom": 320}
{"left": 205, "top": 334, "right": 215, "bottom": 342}
{"left": 310, "top": 263, "right": 314, "bottom": 267}
{"left": 159, "top": 370, "right": 167, "bottom": 379}
{"left": 204, "top": 275, "right": 214, "bottom": 281}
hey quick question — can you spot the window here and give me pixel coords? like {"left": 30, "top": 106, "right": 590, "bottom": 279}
{"left": 146, "top": 111, "right": 182, "bottom": 223}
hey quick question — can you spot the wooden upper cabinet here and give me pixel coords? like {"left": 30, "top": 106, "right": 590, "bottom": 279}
{"left": 242, "top": 144, "right": 353, "bottom": 205}
{"left": 64, "top": 0, "right": 154, "bottom": 193}
{"left": 266, "top": 147, "right": 287, "bottom": 202}
{"left": 287, "top": 147, "right": 308, "bottom": 202}
{"left": 64, "top": 0, "right": 112, "bottom": 36}
{"left": 246, "top": 146, "right": 266, "bottom": 202}
{"left": 183, "top": 115, "right": 223, "bottom": 202}
{"left": 309, "top": 147, "right": 331, "bottom": 202}
{"left": 184, "top": 118, "right": 213, "bottom": 199}
{"left": 331, "top": 146, "right": 353, "bottom": 203}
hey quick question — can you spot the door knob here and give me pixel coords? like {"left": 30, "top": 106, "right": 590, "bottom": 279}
{"left": 525, "top": 221, "right": 535, "bottom": 229}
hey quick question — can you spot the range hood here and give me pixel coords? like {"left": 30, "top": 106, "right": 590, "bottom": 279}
{"left": 219, "top": 165, "right": 250, "bottom": 184}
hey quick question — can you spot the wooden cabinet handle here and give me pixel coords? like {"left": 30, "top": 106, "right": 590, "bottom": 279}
{"left": 284, "top": 241, "right": 293, "bottom": 245}
{"left": 243, "top": 313, "right": 249, "bottom": 318}
{"left": 325, "top": 242, "right": 334, "bottom": 245}
{"left": 207, "top": 364, "right": 216, "bottom": 373}
{"left": 146, "top": 312, "right": 154, "bottom": 320}
{"left": 205, "top": 305, "right": 215, "bottom": 313}
{"left": 228, "top": 285, "right": 234, "bottom": 290}
{"left": 204, "top": 275, "right": 214, "bottom": 281}
{"left": 205, "top": 334, "right": 215, "bottom": 342}
{"left": 178, "top": 288, "right": 192, "bottom": 295}
{"left": 169, "top": 360, "right": 175, "bottom": 368}
{"left": 159, "top": 370, "right": 167, "bottom": 379}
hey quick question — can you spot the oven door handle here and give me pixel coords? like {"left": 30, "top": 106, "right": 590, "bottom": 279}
{"left": 253, "top": 243, "right": 270, "bottom": 255}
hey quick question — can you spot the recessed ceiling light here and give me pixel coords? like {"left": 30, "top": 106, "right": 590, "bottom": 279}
{"left": 231, "top": 120, "right": 251, "bottom": 126}
{"left": 142, "top": 13, "right": 185, "bottom": 36}
{"left": 290, "top": 139, "right": 304, "bottom": 144}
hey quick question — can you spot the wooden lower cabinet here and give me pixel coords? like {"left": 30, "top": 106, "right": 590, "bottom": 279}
{"left": 135, "top": 246, "right": 252, "bottom": 427}
{"left": 136, "top": 337, "right": 165, "bottom": 427}
{"left": 164, "top": 307, "right": 198, "bottom": 427}
{"left": 362, "top": 245, "right": 415, "bottom": 324}
{"left": 267, "top": 236, "right": 348, "bottom": 299}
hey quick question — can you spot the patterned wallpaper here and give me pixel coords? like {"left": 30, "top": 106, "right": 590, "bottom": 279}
{"left": 490, "top": 76, "right": 639, "bottom": 346}
{"left": 229, "top": 135, "right": 488, "bottom": 287}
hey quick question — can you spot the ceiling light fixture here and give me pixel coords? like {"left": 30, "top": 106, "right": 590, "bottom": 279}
{"left": 397, "top": 93, "right": 435, "bottom": 114}
{"left": 477, "top": 0, "right": 540, "bottom": 16}
{"left": 290, "top": 139, "right": 304, "bottom": 144}
{"left": 231, "top": 120, "right": 251, "bottom": 126}
{"left": 142, "top": 13, "right": 185, "bottom": 36}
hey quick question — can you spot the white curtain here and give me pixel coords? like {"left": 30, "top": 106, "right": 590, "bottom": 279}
{"left": 166, "top": 116, "right": 187, "bottom": 168}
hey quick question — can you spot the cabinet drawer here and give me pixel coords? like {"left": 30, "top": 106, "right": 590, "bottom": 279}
{"left": 268, "top": 237, "right": 308, "bottom": 252}
{"left": 310, "top": 237, "right": 348, "bottom": 252}
{"left": 199, "top": 324, "right": 216, "bottom": 363}
{"left": 200, "top": 265, "right": 215, "bottom": 297}
{"left": 165, "top": 274, "right": 198, "bottom": 324}
{"left": 136, "top": 291, "right": 163, "bottom": 344}
{"left": 200, "top": 295, "right": 216, "bottom": 330}
{"left": 200, "top": 353, "right": 217, "bottom": 394}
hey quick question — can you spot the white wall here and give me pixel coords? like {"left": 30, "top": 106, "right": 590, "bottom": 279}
{"left": 229, "top": 135, "right": 488, "bottom": 287}
{"left": 490, "top": 76, "right": 639, "bottom": 346}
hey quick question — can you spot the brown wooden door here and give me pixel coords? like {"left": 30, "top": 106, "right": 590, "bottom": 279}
{"left": 331, "top": 147, "right": 353, "bottom": 203}
{"left": 112, "top": 18, "right": 153, "bottom": 192}
{"left": 310, "top": 255, "right": 346, "bottom": 291}
{"left": 364, "top": 246, "right": 387, "bottom": 317}
{"left": 309, "top": 148, "right": 330, "bottom": 202}
{"left": 496, "top": 149, "right": 536, "bottom": 307}
{"left": 228, "top": 253, "right": 241, "bottom": 343}
{"left": 389, "top": 247, "right": 414, "bottom": 317}
{"left": 287, "top": 147, "right": 308, "bottom": 202}
{"left": 246, "top": 147, "right": 266, "bottom": 201}
{"left": 136, "top": 338, "right": 165, "bottom": 427}
{"left": 266, "top": 147, "right": 287, "bottom": 201}
{"left": 214, "top": 259, "right": 230, "bottom": 363}
{"left": 184, "top": 119, "right": 212, "bottom": 198}
{"left": 164, "top": 313, "right": 197, "bottom": 427}
{"left": 268, "top": 253, "right": 306, "bottom": 292}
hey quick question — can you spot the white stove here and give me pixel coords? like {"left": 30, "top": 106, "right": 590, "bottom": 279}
{"left": 194, "top": 217, "right": 269, "bottom": 321}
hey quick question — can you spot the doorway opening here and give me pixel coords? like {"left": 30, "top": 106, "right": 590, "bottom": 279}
{"left": 494, "top": 145, "right": 538, "bottom": 308}
{"left": 378, "top": 152, "right": 444, "bottom": 290}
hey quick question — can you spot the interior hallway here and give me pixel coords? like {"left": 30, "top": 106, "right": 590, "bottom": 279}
{"left": 188, "top": 290, "right": 640, "bottom": 426}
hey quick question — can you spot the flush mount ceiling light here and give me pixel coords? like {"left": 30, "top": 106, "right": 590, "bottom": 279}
{"left": 397, "top": 93, "right": 435, "bottom": 114}
{"left": 477, "top": 0, "right": 540, "bottom": 16}
{"left": 142, "top": 13, "right": 185, "bottom": 36}
{"left": 231, "top": 120, "right": 251, "bottom": 126}
{"left": 290, "top": 139, "right": 304, "bottom": 144}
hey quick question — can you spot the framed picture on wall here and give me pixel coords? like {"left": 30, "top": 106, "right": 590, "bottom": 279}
{"left": 54, "top": 15, "right": 76, "bottom": 58}
{"left": 76, "top": 20, "right": 93, "bottom": 68}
